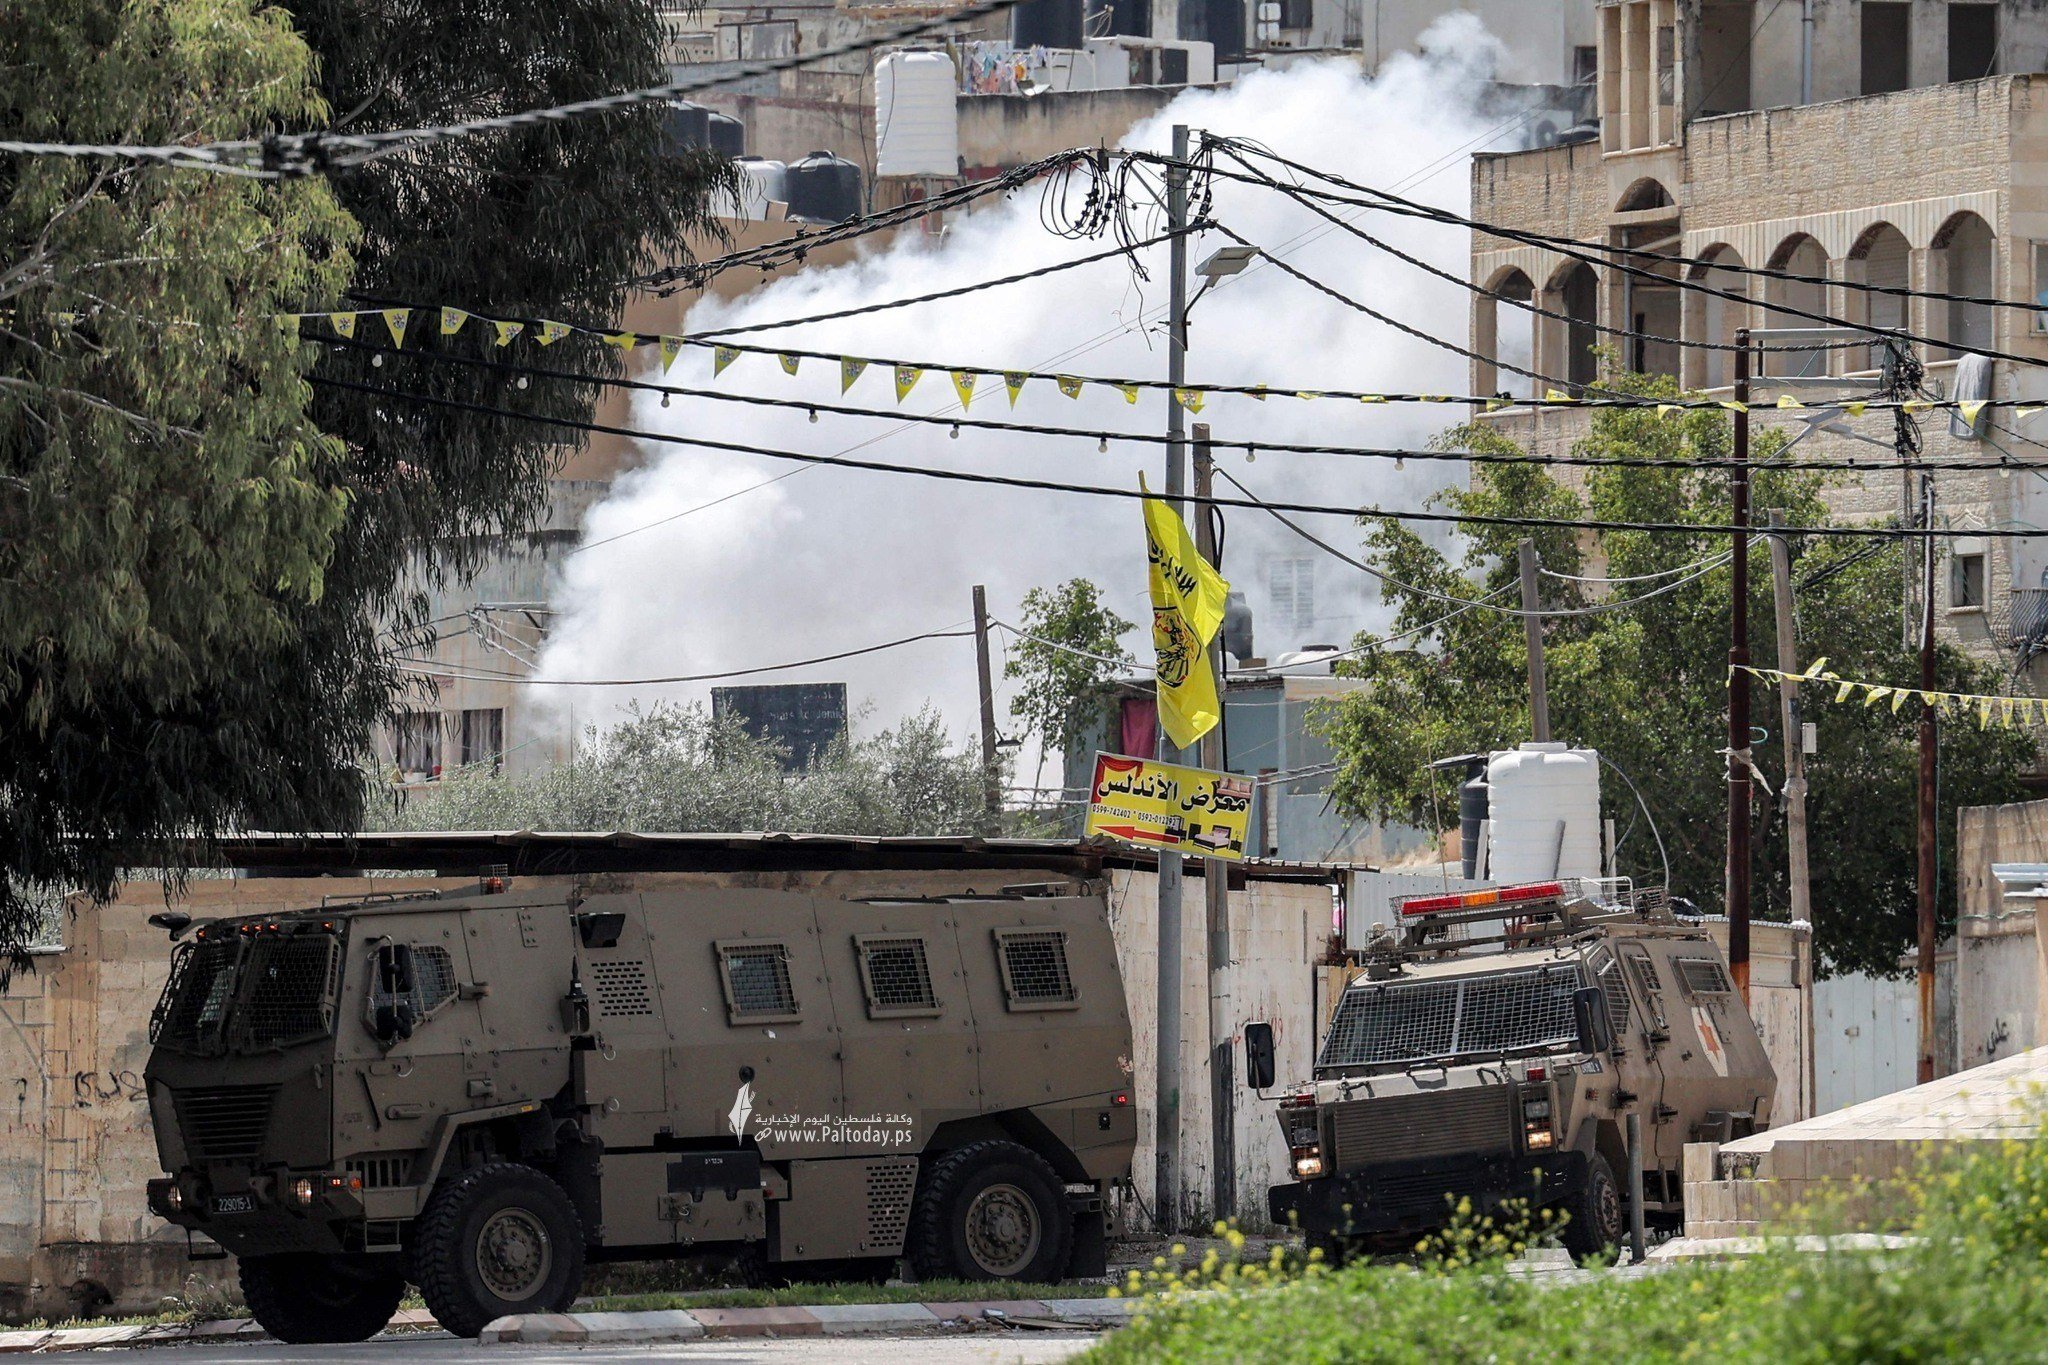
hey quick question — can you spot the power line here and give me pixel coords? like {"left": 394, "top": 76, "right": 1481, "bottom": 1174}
{"left": 2, "top": 0, "right": 1027, "bottom": 178}
{"left": 309, "top": 371, "right": 2048, "bottom": 539}
{"left": 398, "top": 625, "right": 974, "bottom": 687}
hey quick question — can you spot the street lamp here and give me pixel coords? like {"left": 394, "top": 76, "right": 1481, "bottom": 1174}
{"left": 1189, "top": 245, "right": 1258, "bottom": 311}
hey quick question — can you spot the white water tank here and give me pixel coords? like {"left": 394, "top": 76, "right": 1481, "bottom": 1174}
{"left": 724, "top": 157, "right": 787, "bottom": 220}
{"left": 875, "top": 50, "right": 959, "bottom": 178}
{"left": 1486, "top": 742, "right": 1602, "bottom": 884}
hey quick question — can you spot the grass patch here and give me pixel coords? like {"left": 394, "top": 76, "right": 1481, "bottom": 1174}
{"left": 583, "top": 1279, "right": 1109, "bottom": 1312}
{"left": 1086, "top": 1129, "right": 2048, "bottom": 1363}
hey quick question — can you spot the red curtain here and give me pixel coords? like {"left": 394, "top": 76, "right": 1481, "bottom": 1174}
{"left": 1119, "top": 697, "right": 1157, "bottom": 760}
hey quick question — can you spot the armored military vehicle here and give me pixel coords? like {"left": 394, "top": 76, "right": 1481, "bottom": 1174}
{"left": 141, "top": 879, "right": 1134, "bottom": 1341}
{"left": 1251, "top": 879, "right": 1774, "bottom": 1259}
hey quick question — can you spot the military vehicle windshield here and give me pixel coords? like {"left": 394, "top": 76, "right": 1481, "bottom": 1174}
{"left": 149, "top": 925, "right": 343, "bottom": 1055}
{"left": 1317, "top": 963, "right": 1584, "bottom": 1072}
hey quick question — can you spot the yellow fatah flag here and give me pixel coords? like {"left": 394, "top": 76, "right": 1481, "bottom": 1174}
{"left": 894, "top": 364, "right": 922, "bottom": 401}
{"left": 536, "top": 321, "right": 571, "bottom": 346}
{"left": 1004, "top": 373, "right": 1028, "bottom": 407}
{"left": 841, "top": 358, "right": 868, "bottom": 393}
{"left": 658, "top": 336, "right": 683, "bottom": 372}
{"left": 382, "top": 309, "right": 410, "bottom": 346}
{"left": 440, "top": 307, "right": 469, "bottom": 336}
{"left": 492, "top": 319, "right": 524, "bottom": 347}
{"left": 1173, "top": 387, "right": 1204, "bottom": 413}
{"left": 713, "top": 346, "right": 741, "bottom": 376}
{"left": 1776, "top": 395, "right": 1804, "bottom": 410}
{"left": 330, "top": 312, "right": 359, "bottom": 339}
{"left": 778, "top": 354, "right": 800, "bottom": 376}
{"left": 1141, "top": 474, "right": 1229, "bottom": 749}
{"left": 1057, "top": 376, "right": 1084, "bottom": 400}
{"left": 951, "top": 370, "right": 977, "bottom": 410}
{"left": 1115, "top": 384, "right": 1140, "bottom": 405}
{"left": 604, "top": 332, "right": 639, "bottom": 353}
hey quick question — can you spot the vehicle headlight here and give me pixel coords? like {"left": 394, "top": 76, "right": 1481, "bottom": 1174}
{"left": 1524, "top": 1129, "right": 1555, "bottom": 1150}
{"left": 1292, "top": 1148, "right": 1324, "bottom": 1179}
{"left": 291, "top": 1177, "right": 316, "bottom": 1205}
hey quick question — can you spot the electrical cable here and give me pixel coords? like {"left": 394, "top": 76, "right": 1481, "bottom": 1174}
{"left": 320, "top": 333, "right": 2048, "bottom": 476}
{"left": 308, "top": 371, "right": 2048, "bottom": 538}
{"left": 395, "top": 625, "right": 974, "bottom": 687}
{"left": 1598, "top": 752, "right": 1672, "bottom": 892}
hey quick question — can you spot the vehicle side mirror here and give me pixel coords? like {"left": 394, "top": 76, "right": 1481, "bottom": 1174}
{"left": 1572, "top": 985, "right": 1614, "bottom": 1055}
{"left": 1244, "top": 1021, "right": 1277, "bottom": 1091}
{"left": 148, "top": 910, "right": 193, "bottom": 940}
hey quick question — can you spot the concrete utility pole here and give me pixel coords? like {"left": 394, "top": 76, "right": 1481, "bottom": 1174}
{"left": 1192, "top": 424, "right": 1234, "bottom": 1224}
{"left": 1153, "top": 121, "right": 1191, "bottom": 1234}
{"left": 1727, "top": 328, "right": 1753, "bottom": 1003}
{"left": 1917, "top": 474, "right": 1939, "bottom": 1083}
{"left": 1518, "top": 539, "right": 1550, "bottom": 742}
{"left": 1765, "top": 517, "right": 1812, "bottom": 931}
{"left": 971, "top": 584, "right": 1001, "bottom": 836}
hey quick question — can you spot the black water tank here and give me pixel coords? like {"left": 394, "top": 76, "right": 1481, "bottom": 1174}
{"left": 1205, "top": 0, "right": 1245, "bottom": 64}
{"left": 1012, "top": 0, "right": 1084, "bottom": 50}
{"left": 1458, "top": 757, "right": 1490, "bottom": 880}
{"left": 707, "top": 111, "right": 745, "bottom": 158}
{"left": 661, "top": 101, "right": 711, "bottom": 155}
{"left": 785, "top": 151, "right": 863, "bottom": 223}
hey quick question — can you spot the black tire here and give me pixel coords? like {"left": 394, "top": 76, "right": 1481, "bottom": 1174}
{"left": 907, "top": 1140, "right": 1072, "bottom": 1283}
{"left": 742, "top": 1251, "right": 897, "bottom": 1288}
{"left": 1558, "top": 1153, "right": 1625, "bottom": 1261}
{"left": 413, "top": 1162, "right": 585, "bottom": 1339}
{"left": 240, "top": 1252, "right": 405, "bottom": 1344}
{"left": 1305, "top": 1230, "right": 1357, "bottom": 1268}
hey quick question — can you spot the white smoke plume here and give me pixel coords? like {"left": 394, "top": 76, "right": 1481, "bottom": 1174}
{"left": 536, "top": 16, "right": 1527, "bottom": 760}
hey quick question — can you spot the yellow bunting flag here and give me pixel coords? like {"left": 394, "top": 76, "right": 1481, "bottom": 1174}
{"left": 536, "top": 321, "right": 570, "bottom": 346}
{"left": 951, "top": 370, "right": 977, "bottom": 410}
{"left": 1864, "top": 685, "right": 1891, "bottom": 707}
{"left": 1544, "top": 389, "right": 1577, "bottom": 404}
{"left": 1720, "top": 400, "right": 1749, "bottom": 413}
{"left": 604, "top": 331, "right": 638, "bottom": 352}
{"left": 382, "top": 309, "right": 410, "bottom": 346}
{"left": 1057, "top": 376, "right": 1084, "bottom": 400}
{"left": 1173, "top": 387, "right": 1205, "bottom": 413}
{"left": 1657, "top": 404, "right": 1683, "bottom": 419}
{"left": 1295, "top": 391, "right": 1321, "bottom": 401}
{"left": 1115, "top": 384, "right": 1140, "bottom": 405}
{"left": 1903, "top": 400, "right": 1933, "bottom": 415}
{"left": 1842, "top": 402, "right": 1866, "bottom": 417}
{"left": 841, "top": 358, "right": 867, "bottom": 393}
{"left": 714, "top": 346, "right": 741, "bottom": 376}
{"left": 1776, "top": 395, "right": 1804, "bottom": 409}
{"left": 894, "top": 364, "right": 922, "bottom": 401}
{"left": 1250, "top": 387, "right": 1269, "bottom": 402}
{"left": 492, "top": 319, "right": 524, "bottom": 347}
{"left": 777, "top": 354, "right": 800, "bottom": 376}
{"left": 439, "top": 307, "right": 468, "bottom": 336}
{"left": 1141, "top": 473, "right": 1230, "bottom": 749}
{"left": 330, "top": 312, "right": 358, "bottom": 339}
{"left": 1893, "top": 689, "right": 1909, "bottom": 713}
{"left": 1961, "top": 400, "right": 1988, "bottom": 426}
{"left": 658, "top": 336, "right": 683, "bottom": 372}
{"left": 1004, "top": 373, "right": 1028, "bottom": 407}
{"left": 1359, "top": 394, "right": 1386, "bottom": 404}
{"left": 2018, "top": 406, "right": 2045, "bottom": 422}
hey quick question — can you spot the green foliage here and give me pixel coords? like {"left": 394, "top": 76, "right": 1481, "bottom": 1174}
{"left": 377, "top": 704, "right": 988, "bottom": 837}
{"left": 1004, "top": 578, "right": 1135, "bottom": 779}
{"left": 1090, "top": 1123, "right": 2048, "bottom": 1365}
{"left": 1, "top": 0, "right": 736, "bottom": 954}
{"left": 1315, "top": 373, "right": 2031, "bottom": 976}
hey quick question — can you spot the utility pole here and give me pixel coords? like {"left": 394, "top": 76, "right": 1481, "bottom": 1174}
{"left": 1765, "top": 517, "right": 1812, "bottom": 932}
{"left": 1727, "top": 328, "right": 1753, "bottom": 1003}
{"left": 1192, "top": 424, "right": 1234, "bottom": 1224}
{"left": 1518, "top": 539, "right": 1551, "bottom": 742}
{"left": 1917, "top": 473, "right": 1939, "bottom": 1083}
{"left": 971, "top": 584, "right": 1001, "bottom": 836}
{"left": 1153, "top": 121, "right": 1191, "bottom": 1235}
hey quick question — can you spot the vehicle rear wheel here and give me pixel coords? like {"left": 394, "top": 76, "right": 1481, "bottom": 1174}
{"left": 907, "top": 1140, "right": 1072, "bottom": 1283}
{"left": 240, "top": 1252, "right": 405, "bottom": 1344}
{"left": 413, "top": 1162, "right": 585, "bottom": 1338}
{"left": 1558, "top": 1153, "right": 1625, "bottom": 1262}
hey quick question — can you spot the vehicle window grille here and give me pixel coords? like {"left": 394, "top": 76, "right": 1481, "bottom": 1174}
{"left": 150, "top": 937, "right": 242, "bottom": 1052}
{"left": 857, "top": 936, "right": 939, "bottom": 1016}
{"left": 1598, "top": 959, "right": 1633, "bottom": 1044}
{"left": 1674, "top": 957, "right": 1734, "bottom": 997}
{"left": 346, "top": 1155, "right": 411, "bottom": 1189}
{"left": 1625, "top": 952, "right": 1663, "bottom": 998}
{"left": 864, "top": 1158, "right": 918, "bottom": 1247}
{"left": 719, "top": 943, "right": 800, "bottom": 1021}
{"left": 238, "top": 934, "right": 342, "bottom": 1049}
{"left": 367, "top": 944, "right": 458, "bottom": 1024}
{"left": 171, "top": 1084, "right": 278, "bottom": 1161}
{"left": 1318, "top": 965, "right": 1582, "bottom": 1069}
{"left": 995, "top": 929, "right": 1078, "bottom": 1009}
{"left": 590, "top": 960, "right": 655, "bottom": 1017}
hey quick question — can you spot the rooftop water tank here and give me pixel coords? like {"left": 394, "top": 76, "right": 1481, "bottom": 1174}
{"left": 722, "top": 157, "right": 788, "bottom": 219}
{"left": 875, "top": 50, "right": 959, "bottom": 178}
{"left": 785, "top": 151, "right": 863, "bottom": 224}
{"left": 1012, "top": 0, "right": 1084, "bottom": 50}
{"left": 1486, "top": 742, "right": 1602, "bottom": 884}
{"left": 706, "top": 110, "right": 745, "bottom": 159}
{"left": 660, "top": 102, "right": 711, "bottom": 155}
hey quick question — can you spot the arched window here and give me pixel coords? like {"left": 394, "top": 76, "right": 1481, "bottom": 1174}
{"left": 1935, "top": 212, "right": 1996, "bottom": 360}
{"left": 1551, "top": 263, "right": 1600, "bottom": 392}
{"left": 1616, "top": 178, "right": 1675, "bottom": 213}
{"left": 1689, "top": 245, "right": 1748, "bottom": 390}
{"left": 1847, "top": 222, "right": 1910, "bottom": 373}
{"left": 1762, "top": 235, "right": 1829, "bottom": 378}
{"left": 1484, "top": 268, "right": 1538, "bottom": 401}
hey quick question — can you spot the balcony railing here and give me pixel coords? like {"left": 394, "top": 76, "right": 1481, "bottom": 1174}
{"left": 2011, "top": 588, "right": 2048, "bottom": 651}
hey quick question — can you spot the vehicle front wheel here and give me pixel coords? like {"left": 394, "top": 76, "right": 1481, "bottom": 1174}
{"left": 240, "top": 1252, "right": 405, "bottom": 1344}
{"left": 907, "top": 1140, "right": 1072, "bottom": 1282}
{"left": 413, "top": 1162, "right": 585, "bottom": 1338}
{"left": 1558, "top": 1153, "right": 1625, "bottom": 1262}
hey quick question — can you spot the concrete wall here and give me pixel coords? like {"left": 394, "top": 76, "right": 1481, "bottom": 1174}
{"left": 1958, "top": 799, "right": 2048, "bottom": 1068}
{"left": 957, "top": 86, "right": 1188, "bottom": 175}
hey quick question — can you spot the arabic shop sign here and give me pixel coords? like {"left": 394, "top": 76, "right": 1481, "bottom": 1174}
{"left": 1084, "top": 753, "right": 1253, "bottom": 860}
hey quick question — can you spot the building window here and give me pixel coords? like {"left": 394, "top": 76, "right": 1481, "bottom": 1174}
{"left": 1862, "top": 2, "right": 1911, "bottom": 94}
{"left": 2032, "top": 243, "right": 2048, "bottom": 333}
{"left": 393, "top": 712, "right": 441, "bottom": 779}
{"left": 458, "top": 708, "right": 504, "bottom": 773}
{"left": 1276, "top": 0, "right": 1311, "bottom": 29}
{"left": 1949, "top": 3, "right": 1997, "bottom": 82}
{"left": 1952, "top": 550, "right": 1987, "bottom": 611}
{"left": 1573, "top": 45, "right": 1598, "bottom": 87}
{"left": 1267, "top": 556, "right": 1316, "bottom": 634}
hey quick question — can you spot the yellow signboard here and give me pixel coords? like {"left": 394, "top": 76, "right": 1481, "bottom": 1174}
{"left": 1084, "top": 753, "right": 1253, "bottom": 860}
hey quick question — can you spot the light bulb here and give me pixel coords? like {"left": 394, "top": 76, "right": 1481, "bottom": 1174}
{"left": 1246, "top": 448, "right": 1257, "bottom": 464}
{"left": 1395, "top": 457, "right": 1405, "bottom": 470}
{"left": 371, "top": 353, "right": 384, "bottom": 368}
{"left": 660, "top": 393, "right": 670, "bottom": 408}
{"left": 950, "top": 425, "right": 961, "bottom": 440}
{"left": 1098, "top": 436, "right": 1108, "bottom": 454}
{"left": 515, "top": 376, "right": 529, "bottom": 390}
{"left": 2001, "top": 465, "right": 2012, "bottom": 479}
{"left": 808, "top": 409, "right": 818, "bottom": 424}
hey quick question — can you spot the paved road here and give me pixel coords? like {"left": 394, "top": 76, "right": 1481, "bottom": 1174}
{"left": 137, "top": 1331, "right": 1100, "bottom": 1364}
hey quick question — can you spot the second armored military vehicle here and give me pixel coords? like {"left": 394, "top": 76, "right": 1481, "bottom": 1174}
{"left": 1252, "top": 879, "right": 1774, "bottom": 1258}
{"left": 142, "top": 878, "right": 1134, "bottom": 1340}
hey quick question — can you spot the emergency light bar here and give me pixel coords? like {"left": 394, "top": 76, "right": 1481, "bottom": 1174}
{"left": 1398, "top": 881, "right": 1565, "bottom": 917}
